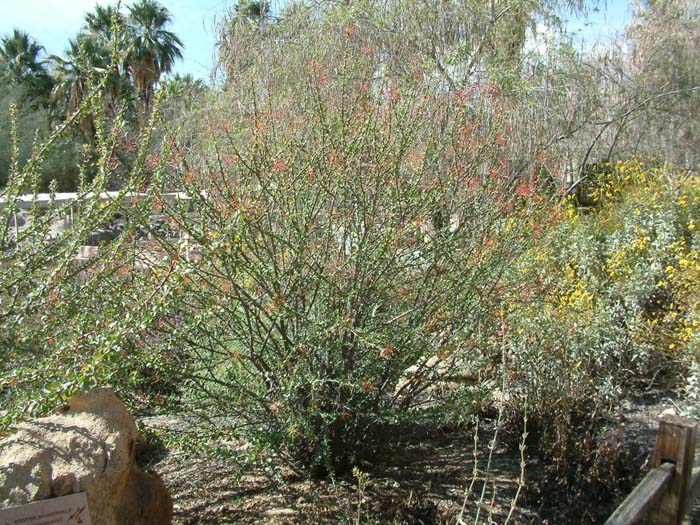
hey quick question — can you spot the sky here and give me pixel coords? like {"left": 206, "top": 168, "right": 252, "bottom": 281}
{"left": 0, "top": 0, "right": 231, "bottom": 80}
{"left": 0, "top": 0, "right": 633, "bottom": 82}
{"left": 566, "top": 1, "right": 634, "bottom": 43}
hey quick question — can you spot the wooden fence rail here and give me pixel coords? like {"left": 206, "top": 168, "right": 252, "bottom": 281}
{"left": 606, "top": 415, "right": 699, "bottom": 525}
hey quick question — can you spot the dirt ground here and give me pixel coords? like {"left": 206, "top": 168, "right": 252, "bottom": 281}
{"left": 143, "top": 423, "right": 536, "bottom": 524}
{"left": 140, "top": 392, "right": 700, "bottom": 525}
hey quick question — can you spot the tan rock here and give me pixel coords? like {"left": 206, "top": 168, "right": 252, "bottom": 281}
{"left": 0, "top": 387, "right": 172, "bottom": 525}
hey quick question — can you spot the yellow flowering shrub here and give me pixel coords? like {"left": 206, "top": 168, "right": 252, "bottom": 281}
{"left": 498, "top": 159, "right": 699, "bottom": 498}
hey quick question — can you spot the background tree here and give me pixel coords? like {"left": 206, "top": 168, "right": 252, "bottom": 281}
{"left": 0, "top": 29, "right": 53, "bottom": 105}
{"left": 235, "top": 1, "right": 270, "bottom": 23}
{"left": 515, "top": 0, "right": 700, "bottom": 196}
{"left": 623, "top": 0, "right": 700, "bottom": 171}
{"left": 84, "top": 4, "right": 126, "bottom": 45}
{"left": 50, "top": 33, "right": 116, "bottom": 136}
{"left": 125, "top": 0, "right": 183, "bottom": 125}
{"left": 0, "top": 30, "right": 80, "bottom": 190}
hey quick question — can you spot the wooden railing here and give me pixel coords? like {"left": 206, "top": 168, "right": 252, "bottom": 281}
{"left": 606, "top": 415, "right": 700, "bottom": 525}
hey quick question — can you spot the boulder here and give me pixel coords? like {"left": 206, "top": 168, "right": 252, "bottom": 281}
{"left": 395, "top": 354, "right": 482, "bottom": 406}
{"left": 0, "top": 387, "right": 172, "bottom": 525}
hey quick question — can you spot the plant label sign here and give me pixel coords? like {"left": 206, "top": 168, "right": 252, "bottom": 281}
{"left": 0, "top": 492, "right": 90, "bottom": 525}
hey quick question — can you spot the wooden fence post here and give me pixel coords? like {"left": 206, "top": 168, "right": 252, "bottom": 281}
{"left": 646, "top": 414, "right": 697, "bottom": 525}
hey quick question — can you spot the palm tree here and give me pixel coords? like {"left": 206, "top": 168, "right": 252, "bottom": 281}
{"left": 84, "top": 4, "right": 125, "bottom": 45}
{"left": 125, "top": 0, "right": 183, "bottom": 125}
{"left": 82, "top": 4, "right": 132, "bottom": 109}
{"left": 235, "top": 1, "right": 270, "bottom": 23}
{"left": 166, "top": 73, "right": 205, "bottom": 99}
{"left": 0, "top": 29, "right": 53, "bottom": 103}
{"left": 50, "top": 33, "right": 115, "bottom": 135}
